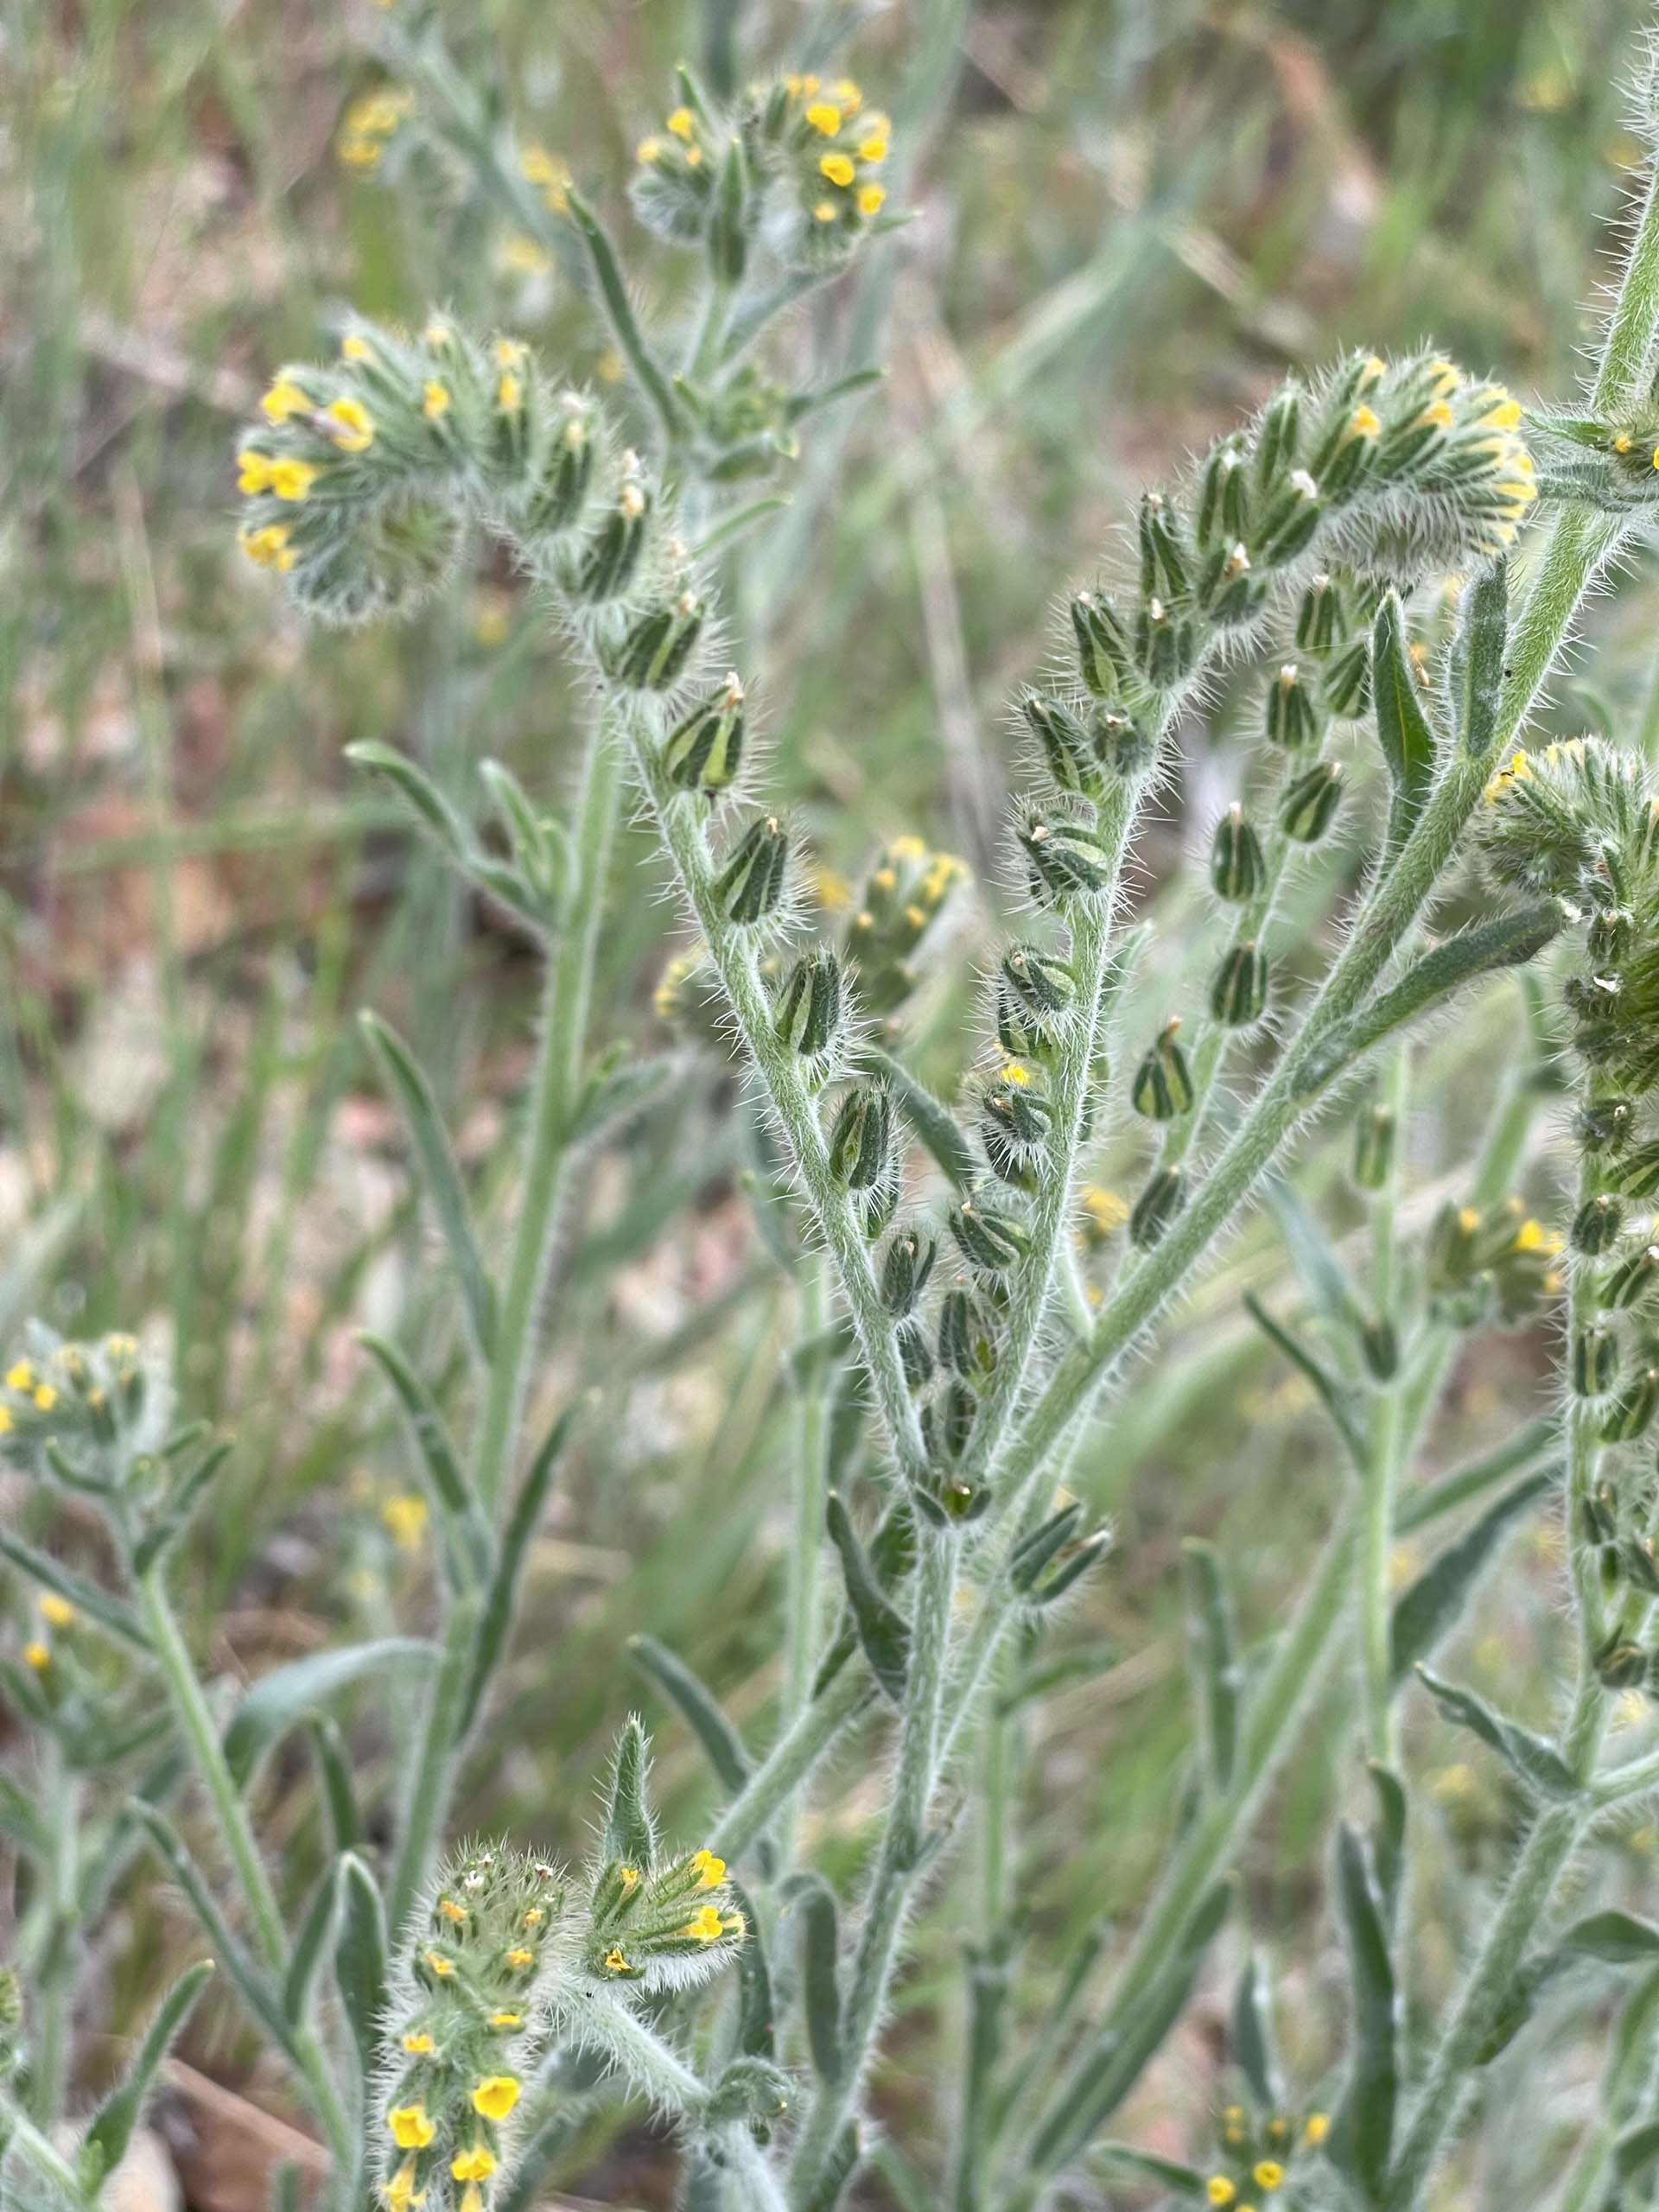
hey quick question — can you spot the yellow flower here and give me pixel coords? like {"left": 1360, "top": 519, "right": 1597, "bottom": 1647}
{"left": 666, "top": 105, "right": 696, "bottom": 140}
{"left": 804, "top": 101, "right": 842, "bottom": 134}
{"left": 523, "top": 1906, "right": 543, "bottom": 1927}
{"left": 470, "top": 2075, "right": 521, "bottom": 2121}
{"left": 451, "top": 2145, "right": 497, "bottom": 2183}
{"left": 401, "top": 2031, "right": 435, "bottom": 2055}
{"left": 7, "top": 1364, "right": 35, "bottom": 1391}
{"left": 690, "top": 1848, "right": 726, "bottom": 1889}
{"left": 618, "top": 1866, "right": 641, "bottom": 1894}
{"left": 423, "top": 1950, "right": 454, "bottom": 1977}
{"left": 260, "top": 378, "right": 311, "bottom": 423}
{"left": 340, "top": 334, "right": 373, "bottom": 363}
{"left": 239, "top": 525, "right": 295, "bottom": 572}
{"left": 858, "top": 129, "right": 888, "bottom": 162}
{"left": 679, "top": 1904, "right": 725, "bottom": 1943}
{"left": 505, "top": 1946, "right": 533, "bottom": 1968}
{"left": 32, "top": 1385, "right": 56, "bottom": 1411}
{"left": 270, "top": 458, "right": 321, "bottom": 503}
{"left": 820, "top": 152, "right": 855, "bottom": 188}
{"left": 423, "top": 381, "right": 451, "bottom": 422}
{"left": 238, "top": 450, "right": 274, "bottom": 494}
{"left": 383, "top": 2156, "right": 425, "bottom": 2211}
{"left": 1421, "top": 397, "right": 1454, "bottom": 431}
{"left": 603, "top": 1946, "right": 630, "bottom": 1973}
{"left": 1253, "top": 2164, "right": 1284, "bottom": 2192}
{"left": 324, "top": 397, "right": 375, "bottom": 452}
{"left": 1304, "top": 2112, "right": 1329, "bottom": 2145}
{"left": 1350, "top": 404, "right": 1381, "bottom": 437}
{"left": 498, "top": 373, "right": 523, "bottom": 411}
{"left": 339, "top": 137, "right": 382, "bottom": 171}
{"left": 487, "top": 2011, "right": 522, "bottom": 2030}
{"left": 387, "top": 2104, "right": 435, "bottom": 2149}
{"left": 1207, "top": 2183, "right": 1236, "bottom": 2209}
{"left": 381, "top": 1494, "right": 429, "bottom": 1551}
{"left": 857, "top": 182, "right": 886, "bottom": 215}
{"left": 1483, "top": 747, "right": 1533, "bottom": 805}
{"left": 812, "top": 200, "right": 837, "bottom": 223}
{"left": 437, "top": 1897, "right": 467, "bottom": 1925}
{"left": 637, "top": 136, "right": 663, "bottom": 163}
{"left": 22, "top": 1642, "right": 50, "bottom": 1672}
{"left": 683, "top": 145, "right": 702, "bottom": 168}
{"left": 831, "top": 79, "right": 862, "bottom": 112}
{"left": 38, "top": 1595, "right": 74, "bottom": 1630}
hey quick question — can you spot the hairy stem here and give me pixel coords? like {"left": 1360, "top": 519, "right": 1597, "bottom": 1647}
{"left": 1361, "top": 1046, "right": 1412, "bottom": 1762}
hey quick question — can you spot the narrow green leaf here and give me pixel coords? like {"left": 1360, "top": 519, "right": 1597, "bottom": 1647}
{"left": 359, "top": 1012, "right": 497, "bottom": 1363}
{"left": 601, "top": 1716, "right": 657, "bottom": 1866}
{"left": 1292, "top": 902, "right": 1567, "bottom": 1099}
{"left": 1390, "top": 1469, "right": 1554, "bottom": 1681}
{"left": 1371, "top": 590, "right": 1441, "bottom": 850}
{"left": 1230, "top": 1953, "right": 1278, "bottom": 2108}
{"left": 629, "top": 1634, "right": 752, "bottom": 1794}
{"left": 282, "top": 1869, "right": 339, "bottom": 2026}
{"left": 334, "top": 1852, "right": 389, "bottom": 2079}
{"left": 785, "top": 1872, "right": 844, "bottom": 2085}
{"left": 1243, "top": 1294, "right": 1367, "bottom": 1470}
{"left": 565, "top": 188, "right": 686, "bottom": 439}
{"left": 1616, "top": 2120, "right": 1659, "bottom": 2181}
{"left": 1182, "top": 1541, "right": 1242, "bottom": 1793}
{"left": 359, "top": 1332, "right": 493, "bottom": 1586}
{"left": 0, "top": 1530, "right": 149, "bottom": 1651}
{"left": 458, "top": 1403, "right": 579, "bottom": 1734}
{"left": 1415, "top": 1665, "right": 1580, "bottom": 1799}
{"left": 1560, "top": 1910, "right": 1659, "bottom": 1964}
{"left": 133, "top": 1804, "right": 290, "bottom": 2051}
{"left": 1368, "top": 1762, "right": 1408, "bottom": 1929}
{"left": 1334, "top": 1821, "right": 1398, "bottom": 2197}
{"left": 1093, "top": 2145, "right": 1207, "bottom": 2196}
{"left": 825, "top": 1492, "right": 909, "bottom": 1706}
{"left": 345, "top": 741, "right": 473, "bottom": 855}
{"left": 1449, "top": 558, "right": 1509, "bottom": 760}
{"left": 305, "top": 1715, "right": 361, "bottom": 1853}
{"left": 729, "top": 1878, "right": 773, "bottom": 2059}
{"left": 858, "top": 1045, "right": 977, "bottom": 1191}
{"left": 80, "top": 1958, "right": 213, "bottom": 2186}
{"left": 223, "top": 1639, "right": 435, "bottom": 1789}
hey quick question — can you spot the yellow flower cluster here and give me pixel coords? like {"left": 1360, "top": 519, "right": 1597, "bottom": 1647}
{"left": 786, "top": 74, "right": 889, "bottom": 224}
{"left": 518, "top": 143, "right": 570, "bottom": 213}
{"left": 339, "top": 85, "right": 415, "bottom": 172}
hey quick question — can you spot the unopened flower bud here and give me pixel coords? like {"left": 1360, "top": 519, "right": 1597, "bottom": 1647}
{"left": 1211, "top": 804, "right": 1265, "bottom": 902}
{"left": 1210, "top": 942, "right": 1269, "bottom": 1027}
{"left": 949, "top": 1198, "right": 1028, "bottom": 1275}
{"left": 1573, "top": 1320, "right": 1620, "bottom": 1397}
{"left": 774, "top": 950, "right": 842, "bottom": 1060}
{"left": 713, "top": 813, "right": 789, "bottom": 925}
{"left": 880, "top": 1230, "right": 936, "bottom": 1318}
{"left": 1352, "top": 1103, "right": 1395, "bottom": 1192}
{"left": 1281, "top": 760, "right": 1344, "bottom": 842}
{"left": 1070, "top": 590, "right": 1131, "bottom": 700}
{"left": 1132, "top": 1019, "right": 1194, "bottom": 1121}
{"left": 1266, "top": 663, "right": 1321, "bottom": 750}
{"left": 1130, "top": 1166, "right": 1185, "bottom": 1250}
{"left": 662, "top": 674, "right": 747, "bottom": 795}
{"left": 827, "top": 1084, "right": 892, "bottom": 1190}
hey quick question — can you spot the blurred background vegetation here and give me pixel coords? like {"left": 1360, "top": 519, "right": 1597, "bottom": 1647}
{"left": 6, "top": 0, "right": 1659, "bottom": 2202}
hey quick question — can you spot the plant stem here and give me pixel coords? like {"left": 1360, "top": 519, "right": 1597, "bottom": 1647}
{"left": 472, "top": 715, "right": 620, "bottom": 1518}
{"left": 136, "top": 1567, "right": 355, "bottom": 2170}
{"left": 785, "top": 1255, "right": 831, "bottom": 1725}
{"left": 620, "top": 718, "right": 931, "bottom": 1486}
{"left": 30, "top": 1743, "right": 79, "bottom": 2127}
{"left": 710, "top": 1667, "right": 875, "bottom": 1864}
{"left": 1361, "top": 1046, "right": 1412, "bottom": 1762}
{"left": 786, "top": 1529, "right": 959, "bottom": 2208}
{"left": 386, "top": 1592, "right": 483, "bottom": 1936}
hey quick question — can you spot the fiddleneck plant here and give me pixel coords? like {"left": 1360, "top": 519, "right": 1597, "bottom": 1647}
{"left": 14, "top": 28, "right": 1659, "bottom": 2212}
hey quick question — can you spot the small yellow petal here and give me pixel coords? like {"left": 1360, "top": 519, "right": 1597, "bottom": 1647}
{"left": 820, "top": 152, "right": 855, "bottom": 187}
{"left": 857, "top": 182, "right": 886, "bottom": 216}
{"left": 804, "top": 101, "right": 842, "bottom": 134}
{"left": 470, "top": 2075, "right": 521, "bottom": 2122}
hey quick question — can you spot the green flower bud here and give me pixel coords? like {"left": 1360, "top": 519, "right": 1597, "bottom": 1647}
{"left": 897, "top": 1316, "right": 933, "bottom": 1388}
{"left": 925, "top": 1376, "right": 978, "bottom": 1462}
{"left": 1096, "top": 708, "right": 1157, "bottom": 777}
{"left": 880, "top": 1230, "right": 937, "bottom": 1317}
{"left": 1020, "top": 690, "right": 1105, "bottom": 798}
{"left": 1605, "top": 1243, "right": 1659, "bottom": 1310}
{"left": 713, "top": 813, "right": 789, "bottom": 925}
{"left": 1589, "top": 905, "right": 1634, "bottom": 964}
{"left": 603, "top": 588, "right": 706, "bottom": 690}
{"left": 1323, "top": 634, "right": 1370, "bottom": 718}
{"left": 707, "top": 134, "right": 752, "bottom": 287}
{"left": 1573, "top": 1320, "right": 1620, "bottom": 1396}
{"left": 1616, "top": 1141, "right": 1659, "bottom": 1201}
{"left": 1195, "top": 440, "right": 1250, "bottom": 554}
{"left": 520, "top": 393, "right": 598, "bottom": 539}
{"left": 938, "top": 1287, "right": 997, "bottom": 1378}
{"left": 996, "top": 944, "right": 1075, "bottom": 1061}
{"left": 662, "top": 673, "right": 747, "bottom": 795}
{"left": 1210, "top": 942, "right": 1269, "bottom": 1027}
{"left": 827, "top": 1084, "right": 893, "bottom": 1190}
{"left": 1256, "top": 467, "right": 1323, "bottom": 563}
{"left": 981, "top": 1065, "right": 1052, "bottom": 1182}
{"left": 1281, "top": 760, "right": 1344, "bottom": 843}
{"left": 1255, "top": 386, "right": 1304, "bottom": 487}
{"left": 1135, "top": 594, "right": 1194, "bottom": 687}
{"left": 1266, "top": 662, "right": 1322, "bottom": 750}
{"left": 1362, "top": 1314, "right": 1399, "bottom": 1379}
{"left": 1602, "top": 1365, "right": 1659, "bottom": 1442}
{"left": 1211, "top": 804, "right": 1265, "bottom": 901}
{"left": 1018, "top": 812, "right": 1116, "bottom": 906}
{"left": 948, "top": 1198, "right": 1029, "bottom": 1275}
{"left": 566, "top": 459, "right": 653, "bottom": 602}
{"left": 1199, "top": 538, "right": 1262, "bottom": 626}
{"left": 1295, "top": 573, "right": 1343, "bottom": 654}
{"left": 1138, "top": 490, "right": 1191, "bottom": 604}
{"left": 1352, "top": 1103, "right": 1396, "bottom": 1192}
{"left": 1070, "top": 590, "right": 1131, "bottom": 700}
{"left": 1573, "top": 1193, "right": 1624, "bottom": 1254}
{"left": 774, "top": 950, "right": 842, "bottom": 1060}
{"left": 1579, "top": 1097, "right": 1637, "bottom": 1156}
{"left": 1594, "top": 1634, "right": 1649, "bottom": 1690}
{"left": 1129, "top": 1166, "right": 1185, "bottom": 1250}
{"left": 1132, "top": 1019, "right": 1194, "bottom": 1121}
